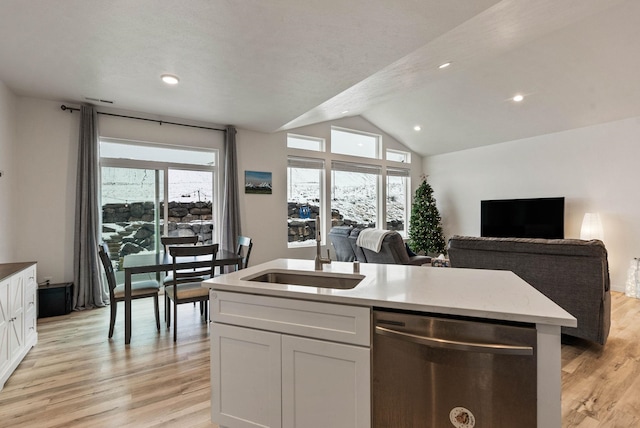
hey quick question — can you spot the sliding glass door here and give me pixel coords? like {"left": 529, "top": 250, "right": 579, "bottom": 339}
{"left": 99, "top": 139, "right": 218, "bottom": 272}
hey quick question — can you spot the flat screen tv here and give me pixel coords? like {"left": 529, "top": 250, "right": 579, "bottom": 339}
{"left": 481, "top": 197, "right": 565, "bottom": 239}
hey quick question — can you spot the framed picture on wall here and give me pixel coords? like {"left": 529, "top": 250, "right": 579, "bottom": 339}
{"left": 245, "top": 170, "right": 272, "bottom": 194}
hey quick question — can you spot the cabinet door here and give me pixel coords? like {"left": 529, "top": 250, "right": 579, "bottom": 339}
{"left": 282, "top": 335, "right": 371, "bottom": 428}
{"left": 0, "top": 279, "right": 10, "bottom": 376}
{"left": 211, "top": 323, "right": 282, "bottom": 428}
{"left": 8, "top": 273, "right": 25, "bottom": 361}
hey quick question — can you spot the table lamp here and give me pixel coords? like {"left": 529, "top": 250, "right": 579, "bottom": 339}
{"left": 580, "top": 213, "right": 604, "bottom": 241}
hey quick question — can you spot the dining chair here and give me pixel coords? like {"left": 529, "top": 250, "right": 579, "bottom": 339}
{"left": 165, "top": 243, "right": 218, "bottom": 341}
{"left": 236, "top": 236, "right": 253, "bottom": 270}
{"left": 98, "top": 243, "right": 160, "bottom": 338}
{"left": 160, "top": 235, "right": 200, "bottom": 286}
{"left": 161, "top": 235, "right": 210, "bottom": 317}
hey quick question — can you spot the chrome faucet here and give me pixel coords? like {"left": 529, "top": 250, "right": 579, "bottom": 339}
{"left": 314, "top": 216, "right": 331, "bottom": 270}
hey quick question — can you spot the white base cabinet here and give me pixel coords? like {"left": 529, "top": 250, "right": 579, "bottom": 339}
{"left": 210, "top": 291, "right": 371, "bottom": 428}
{"left": 281, "top": 334, "right": 370, "bottom": 428}
{"left": 212, "top": 323, "right": 282, "bottom": 428}
{"left": 0, "top": 263, "right": 37, "bottom": 390}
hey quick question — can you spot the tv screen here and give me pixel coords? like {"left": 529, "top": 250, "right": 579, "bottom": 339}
{"left": 481, "top": 197, "right": 565, "bottom": 239}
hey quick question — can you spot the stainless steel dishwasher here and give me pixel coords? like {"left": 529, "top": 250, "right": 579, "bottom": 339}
{"left": 372, "top": 309, "right": 537, "bottom": 428}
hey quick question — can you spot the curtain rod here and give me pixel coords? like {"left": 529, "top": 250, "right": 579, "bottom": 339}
{"left": 60, "top": 104, "right": 226, "bottom": 132}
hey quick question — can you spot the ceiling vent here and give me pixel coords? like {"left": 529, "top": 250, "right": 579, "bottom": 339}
{"left": 84, "top": 97, "right": 114, "bottom": 104}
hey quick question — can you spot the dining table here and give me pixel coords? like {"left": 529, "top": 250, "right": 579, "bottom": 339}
{"left": 122, "top": 249, "right": 243, "bottom": 344}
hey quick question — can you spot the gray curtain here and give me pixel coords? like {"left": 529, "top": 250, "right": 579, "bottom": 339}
{"left": 73, "top": 105, "right": 109, "bottom": 310}
{"left": 221, "top": 125, "right": 241, "bottom": 253}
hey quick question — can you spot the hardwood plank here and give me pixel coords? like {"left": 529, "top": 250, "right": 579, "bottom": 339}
{"left": 2, "top": 292, "right": 640, "bottom": 427}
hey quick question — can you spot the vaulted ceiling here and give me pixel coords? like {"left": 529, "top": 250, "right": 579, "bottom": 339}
{"left": 0, "top": 0, "right": 637, "bottom": 156}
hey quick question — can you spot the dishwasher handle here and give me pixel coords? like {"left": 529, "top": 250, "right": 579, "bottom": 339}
{"left": 375, "top": 325, "right": 534, "bottom": 356}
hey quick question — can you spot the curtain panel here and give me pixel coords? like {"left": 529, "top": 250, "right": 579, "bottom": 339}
{"left": 73, "top": 105, "right": 109, "bottom": 310}
{"left": 221, "top": 125, "right": 241, "bottom": 253}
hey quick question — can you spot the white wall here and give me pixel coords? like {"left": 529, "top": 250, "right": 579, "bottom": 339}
{"left": 0, "top": 81, "right": 17, "bottom": 262}
{"left": 8, "top": 98, "right": 422, "bottom": 283}
{"left": 424, "top": 115, "right": 640, "bottom": 291}
{"left": 14, "top": 97, "right": 78, "bottom": 282}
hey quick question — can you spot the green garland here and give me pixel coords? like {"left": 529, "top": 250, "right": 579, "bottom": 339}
{"left": 408, "top": 178, "right": 447, "bottom": 255}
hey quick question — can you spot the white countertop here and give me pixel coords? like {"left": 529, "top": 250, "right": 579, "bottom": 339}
{"left": 204, "top": 258, "right": 576, "bottom": 327}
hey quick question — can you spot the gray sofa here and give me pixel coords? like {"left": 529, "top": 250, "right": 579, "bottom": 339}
{"left": 447, "top": 235, "right": 611, "bottom": 345}
{"left": 328, "top": 226, "right": 431, "bottom": 266}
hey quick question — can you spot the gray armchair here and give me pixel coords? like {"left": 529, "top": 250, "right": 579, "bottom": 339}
{"left": 328, "top": 226, "right": 357, "bottom": 262}
{"left": 350, "top": 228, "right": 431, "bottom": 266}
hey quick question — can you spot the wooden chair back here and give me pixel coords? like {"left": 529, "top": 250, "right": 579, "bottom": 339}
{"left": 169, "top": 244, "right": 219, "bottom": 286}
{"left": 97, "top": 242, "right": 117, "bottom": 302}
{"left": 236, "top": 236, "right": 253, "bottom": 269}
{"left": 160, "top": 235, "right": 198, "bottom": 252}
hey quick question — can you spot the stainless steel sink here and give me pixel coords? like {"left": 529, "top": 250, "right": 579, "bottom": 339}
{"left": 242, "top": 269, "right": 365, "bottom": 289}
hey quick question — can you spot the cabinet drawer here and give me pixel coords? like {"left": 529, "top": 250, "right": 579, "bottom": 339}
{"left": 211, "top": 291, "right": 370, "bottom": 346}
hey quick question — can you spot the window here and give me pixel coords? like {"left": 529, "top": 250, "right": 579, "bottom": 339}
{"left": 386, "top": 167, "right": 410, "bottom": 235}
{"left": 287, "top": 134, "right": 324, "bottom": 152}
{"left": 286, "top": 129, "right": 413, "bottom": 245}
{"left": 331, "top": 127, "right": 380, "bottom": 159}
{"left": 100, "top": 139, "right": 217, "bottom": 271}
{"left": 331, "top": 161, "right": 381, "bottom": 228}
{"left": 386, "top": 149, "right": 411, "bottom": 163}
{"left": 287, "top": 157, "right": 324, "bottom": 247}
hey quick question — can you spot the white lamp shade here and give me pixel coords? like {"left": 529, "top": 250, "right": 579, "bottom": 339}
{"left": 580, "top": 213, "right": 604, "bottom": 241}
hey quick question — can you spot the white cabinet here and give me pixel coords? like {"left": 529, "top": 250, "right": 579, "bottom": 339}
{"left": 281, "top": 334, "right": 370, "bottom": 428}
{"left": 0, "top": 263, "right": 37, "bottom": 390}
{"left": 212, "top": 323, "right": 282, "bottom": 428}
{"left": 210, "top": 291, "right": 371, "bottom": 428}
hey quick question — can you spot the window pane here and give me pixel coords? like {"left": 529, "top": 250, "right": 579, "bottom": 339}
{"left": 331, "top": 128, "right": 379, "bottom": 159}
{"left": 166, "top": 169, "right": 214, "bottom": 244}
{"left": 101, "top": 167, "right": 163, "bottom": 271}
{"left": 386, "top": 149, "right": 411, "bottom": 163}
{"left": 101, "top": 140, "right": 215, "bottom": 166}
{"left": 331, "top": 169, "right": 378, "bottom": 228}
{"left": 387, "top": 175, "right": 408, "bottom": 235}
{"left": 287, "top": 134, "right": 324, "bottom": 152}
{"left": 288, "top": 162, "right": 323, "bottom": 247}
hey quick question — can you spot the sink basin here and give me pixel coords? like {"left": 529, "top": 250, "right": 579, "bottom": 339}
{"left": 242, "top": 269, "right": 365, "bottom": 289}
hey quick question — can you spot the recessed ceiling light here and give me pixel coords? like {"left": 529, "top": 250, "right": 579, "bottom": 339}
{"left": 513, "top": 94, "right": 524, "bottom": 102}
{"left": 342, "top": 110, "right": 349, "bottom": 114}
{"left": 161, "top": 74, "right": 180, "bottom": 85}
{"left": 438, "top": 62, "right": 451, "bottom": 69}
{"left": 414, "top": 125, "right": 422, "bottom": 131}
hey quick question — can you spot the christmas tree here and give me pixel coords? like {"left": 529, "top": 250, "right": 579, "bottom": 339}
{"left": 409, "top": 177, "right": 447, "bottom": 255}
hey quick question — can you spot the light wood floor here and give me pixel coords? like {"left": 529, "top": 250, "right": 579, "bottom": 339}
{"left": 1, "top": 292, "right": 640, "bottom": 427}
{"left": 0, "top": 299, "right": 217, "bottom": 428}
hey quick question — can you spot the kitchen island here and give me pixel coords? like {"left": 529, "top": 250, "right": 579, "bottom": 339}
{"left": 204, "top": 258, "right": 576, "bottom": 428}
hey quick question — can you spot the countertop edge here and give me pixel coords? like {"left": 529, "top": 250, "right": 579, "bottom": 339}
{"left": 204, "top": 259, "right": 577, "bottom": 328}
{"left": 0, "top": 262, "right": 37, "bottom": 282}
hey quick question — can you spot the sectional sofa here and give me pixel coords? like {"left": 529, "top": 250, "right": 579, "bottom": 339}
{"left": 447, "top": 235, "right": 611, "bottom": 345}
